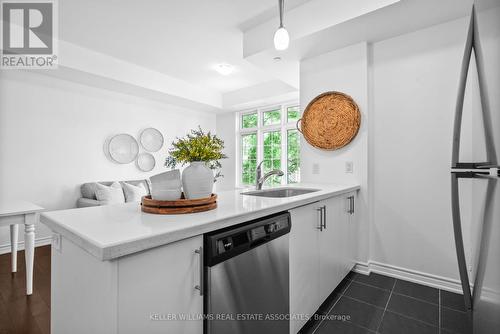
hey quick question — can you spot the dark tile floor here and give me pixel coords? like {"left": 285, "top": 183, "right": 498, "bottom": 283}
{"left": 300, "top": 272, "right": 472, "bottom": 334}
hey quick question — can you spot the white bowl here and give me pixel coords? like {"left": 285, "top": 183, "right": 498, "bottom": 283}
{"left": 151, "top": 188, "right": 182, "bottom": 201}
{"left": 150, "top": 170, "right": 181, "bottom": 185}
{"left": 152, "top": 179, "right": 182, "bottom": 189}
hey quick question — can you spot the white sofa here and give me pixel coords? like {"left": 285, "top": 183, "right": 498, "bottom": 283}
{"left": 77, "top": 180, "right": 151, "bottom": 208}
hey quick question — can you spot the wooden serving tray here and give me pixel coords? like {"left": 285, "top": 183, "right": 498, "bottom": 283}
{"left": 141, "top": 193, "right": 217, "bottom": 214}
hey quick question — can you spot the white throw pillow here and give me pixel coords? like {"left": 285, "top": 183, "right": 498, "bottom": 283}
{"left": 122, "top": 182, "right": 147, "bottom": 202}
{"left": 95, "top": 182, "right": 125, "bottom": 204}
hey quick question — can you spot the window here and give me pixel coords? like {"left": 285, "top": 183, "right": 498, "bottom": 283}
{"left": 287, "top": 129, "right": 300, "bottom": 183}
{"left": 241, "top": 133, "right": 257, "bottom": 185}
{"left": 263, "top": 109, "right": 281, "bottom": 126}
{"left": 241, "top": 112, "right": 257, "bottom": 129}
{"left": 263, "top": 131, "right": 281, "bottom": 185}
{"left": 238, "top": 103, "right": 301, "bottom": 187}
{"left": 287, "top": 106, "right": 300, "bottom": 123}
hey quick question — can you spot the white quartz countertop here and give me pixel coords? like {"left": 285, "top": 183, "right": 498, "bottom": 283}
{"left": 41, "top": 183, "right": 360, "bottom": 261}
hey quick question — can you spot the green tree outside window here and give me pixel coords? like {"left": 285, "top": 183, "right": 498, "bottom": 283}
{"left": 241, "top": 133, "right": 257, "bottom": 185}
{"left": 241, "top": 113, "right": 257, "bottom": 129}
{"left": 287, "top": 129, "right": 300, "bottom": 183}
{"left": 263, "top": 109, "right": 281, "bottom": 126}
{"left": 263, "top": 131, "right": 282, "bottom": 186}
{"left": 287, "top": 106, "right": 300, "bottom": 122}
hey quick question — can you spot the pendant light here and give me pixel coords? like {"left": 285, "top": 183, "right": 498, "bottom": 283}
{"left": 273, "top": 0, "right": 289, "bottom": 50}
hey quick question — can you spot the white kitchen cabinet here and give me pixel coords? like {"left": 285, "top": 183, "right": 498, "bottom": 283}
{"left": 289, "top": 202, "right": 321, "bottom": 334}
{"left": 326, "top": 192, "right": 358, "bottom": 284}
{"left": 118, "top": 235, "right": 204, "bottom": 334}
{"left": 51, "top": 234, "right": 203, "bottom": 334}
{"left": 318, "top": 196, "right": 346, "bottom": 303}
{"left": 289, "top": 192, "right": 358, "bottom": 334}
{"left": 346, "top": 191, "right": 358, "bottom": 272}
{"left": 51, "top": 236, "right": 119, "bottom": 334}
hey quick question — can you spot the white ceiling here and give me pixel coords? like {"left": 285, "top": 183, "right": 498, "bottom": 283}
{"left": 58, "top": 0, "right": 398, "bottom": 105}
{"left": 59, "top": 0, "right": 299, "bottom": 94}
{"left": 57, "top": 0, "right": 495, "bottom": 112}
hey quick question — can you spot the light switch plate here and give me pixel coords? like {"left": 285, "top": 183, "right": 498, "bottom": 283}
{"left": 345, "top": 161, "right": 354, "bottom": 173}
{"left": 312, "top": 163, "right": 320, "bottom": 174}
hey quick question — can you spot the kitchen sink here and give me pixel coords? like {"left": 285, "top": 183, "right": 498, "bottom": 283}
{"left": 241, "top": 187, "right": 320, "bottom": 198}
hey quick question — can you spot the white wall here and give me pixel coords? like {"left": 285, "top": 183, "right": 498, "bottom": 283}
{"left": 300, "top": 42, "right": 370, "bottom": 264}
{"left": 215, "top": 112, "right": 237, "bottom": 191}
{"left": 0, "top": 71, "right": 215, "bottom": 252}
{"left": 298, "top": 12, "right": 492, "bottom": 288}
{"left": 370, "top": 16, "right": 474, "bottom": 282}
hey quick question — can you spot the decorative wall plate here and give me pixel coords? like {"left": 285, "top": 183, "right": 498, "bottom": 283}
{"left": 108, "top": 134, "right": 139, "bottom": 164}
{"left": 140, "top": 128, "right": 164, "bottom": 152}
{"left": 136, "top": 152, "right": 156, "bottom": 172}
{"left": 297, "top": 91, "right": 361, "bottom": 150}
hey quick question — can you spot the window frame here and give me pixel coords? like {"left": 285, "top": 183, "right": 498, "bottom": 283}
{"left": 236, "top": 101, "right": 300, "bottom": 188}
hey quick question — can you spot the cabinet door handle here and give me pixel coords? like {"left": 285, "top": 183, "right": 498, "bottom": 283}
{"left": 347, "top": 196, "right": 355, "bottom": 215}
{"left": 194, "top": 247, "right": 204, "bottom": 296}
{"left": 316, "top": 207, "right": 323, "bottom": 231}
{"left": 322, "top": 205, "right": 327, "bottom": 229}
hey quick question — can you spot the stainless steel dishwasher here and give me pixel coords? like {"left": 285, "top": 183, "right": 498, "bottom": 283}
{"left": 204, "top": 212, "right": 291, "bottom": 334}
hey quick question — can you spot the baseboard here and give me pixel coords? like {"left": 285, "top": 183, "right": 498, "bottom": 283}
{"left": 353, "top": 261, "right": 465, "bottom": 294}
{"left": 0, "top": 236, "right": 52, "bottom": 255}
{"left": 352, "top": 261, "right": 371, "bottom": 275}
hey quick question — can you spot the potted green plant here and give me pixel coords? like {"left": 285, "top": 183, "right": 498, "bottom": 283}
{"left": 165, "top": 127, "right": 227, "bottom": 199}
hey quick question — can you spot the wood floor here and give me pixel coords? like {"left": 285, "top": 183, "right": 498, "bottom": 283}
{"left": 0, "top": 245, "right": 51, "bottom": 334}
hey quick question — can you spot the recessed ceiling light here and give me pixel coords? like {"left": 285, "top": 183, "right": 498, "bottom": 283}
{"left": 214, "top": 63, "right": 234, "bottom": 75}
{"left": 273, "top": 56, "right": 282, "bottom": 62}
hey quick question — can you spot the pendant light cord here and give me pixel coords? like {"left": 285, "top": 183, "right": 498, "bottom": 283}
{"left": 279, "top": 0, "right": 285, "bottom": 28}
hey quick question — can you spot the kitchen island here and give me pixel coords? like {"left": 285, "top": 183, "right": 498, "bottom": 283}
{"left": 41, "top": 183, "right": 360, "bottom": 334}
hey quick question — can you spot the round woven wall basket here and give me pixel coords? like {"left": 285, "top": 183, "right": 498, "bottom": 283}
{"left": 297, "top": 91, "right": 361, "bottom": 150}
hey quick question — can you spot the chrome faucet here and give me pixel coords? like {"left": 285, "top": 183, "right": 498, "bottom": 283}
{"left": 255, "top": 161, "right": 284, "bottom": 190}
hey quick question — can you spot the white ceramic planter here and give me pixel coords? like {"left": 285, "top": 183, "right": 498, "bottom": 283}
{"left": 182, "top": 162, "right": 214, "bottom": 199}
